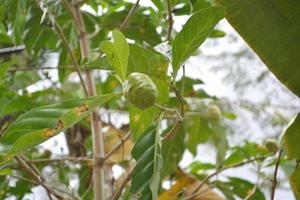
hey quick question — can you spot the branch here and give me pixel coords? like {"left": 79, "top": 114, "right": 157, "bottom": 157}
{"left": 14, "top": 155, "right": 65, "bottom": 200}
{"left": 162, "top": 83, "right": 185, "bottom": 142}
{"left": 271, "top": 145, "right": 284, "bottom": 200}
{"left": 166, "top": 0, "right": 173, "bottom": 41}
{"left": 184, "top": 155, "right": 269, "bottom": 200}
{"left": 103, "top": 131, "right": 131, "bottom": 162}
{"left": 111, "top": 166, "right": 135, "bottom": 200}
{"left": 8, "top": 66, "right": 78, "bottom": 72}
{"left": 54, "top": 21, "right": 88, "bottom": 96}
{"left": 119, "top": 0, "right": 140, "bottom": 31}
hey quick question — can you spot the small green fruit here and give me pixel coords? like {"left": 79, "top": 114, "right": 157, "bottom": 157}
{"left": 264, "top": 139, "right": 279, "bottom": 153}
{"left": 123, "top": 72, "right": 158, "bottom": 110}
{"left": 206, "top": 105, "right": 222, "bottom": 121}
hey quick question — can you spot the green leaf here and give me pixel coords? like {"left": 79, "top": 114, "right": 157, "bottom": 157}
{"left": 221, "top": 177, "right": 265, "bottom": 200}
{"left": 129, "top": 106, "right": 158, "bottom": 140}
{"left": 188, "top": 161, "right": 215, "bottom": 174}
{"left": 0, "top": 61, "right": 14, "bottom": 79}
{"left": 211, "top": 122, "right": 228, "bottom": 167}
{"left": 100, "top": 30, "right": 129, "bottom": 80}
{"left": 214, "top": 0, "right": 300, "bottom": 97}
{"left": 0, "top": 93, "right": 120, "bottom": 160}
{"left": 128, "top": 44, "right": 169, "bottom": 81}
{"left": 88, "top": 44, "right": 169, "bottom": 81}
{"left": 290, "top": 163, "right": 300, "bottom": 198}
{"left": 284, "top": 114, "right": 300, "bottom": 160}
{"left": 102, "top": 7, "right": 161, "bottom": 46}
{"left": 0, "top": 168, "right": 12, "bottom": 176}
{"left": 224, "top": 141, "right": 268, "bottom": 167}
{"left": 131, "top": 124, "right": 163, "bottom": 200}
{"left": 209, "top": 29, "right": 226, "bottom": 38}
{"left": 172, "top": 6, "right": 225, "bottom": 77}
{"left": 185, "top": 114, "right": 213, "bottom": 155}
{"left": 283, "top": 114, "right": 300, "bottom": 198}
{"left": 161, "top": 125, "right": 185, "bottom": 178}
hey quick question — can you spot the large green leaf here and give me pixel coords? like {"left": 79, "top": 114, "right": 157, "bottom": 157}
{"left": 161, "top": 125, "right": 185, "bottom": 178}
{"left": 88, "top": 44, "right": 169, "bottom": 81}
{"left": 283, "top": 113, "right": 300, "bottom": 198}
{"left": 172, "top": 6, "right": 225, "bottom": 77}
{"left": 100, "top": 30, "right": 129, "bottom": 81}
{"left": 214, "top": 0, "right": 300, "bottom": 97}
{"left": 284, "top": 114, "right": 300, "bottom": 160}
{"left": 0, "top": 93, "right": 120, "bottom": 160}
{"left": 131, "top": 124, "right": 163, "bottom": 200}
{"left": 290, "top": 163, "right": 300, "bottom": 198}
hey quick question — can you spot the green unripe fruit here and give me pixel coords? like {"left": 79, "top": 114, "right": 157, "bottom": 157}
{"left": 264, "top": 139, "right": 279, "bottom": 154}
{"left": 123, "top": 72, "right": 158, "bottom": 110}
{"left": 206, "top": 105, "right": 222, "bottom": 121}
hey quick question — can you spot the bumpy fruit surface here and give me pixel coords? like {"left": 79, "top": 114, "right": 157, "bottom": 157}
{"left": 206, "top": 105, "right": 222, "bottom": 121}
{"left": 123, "top": 72, "right": 158, "bottom": 110}
{"left": 264, "top": 139, "right": 279, "bottom": 153}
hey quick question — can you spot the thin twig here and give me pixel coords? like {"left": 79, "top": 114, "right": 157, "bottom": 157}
{"left": 162, "top": 119, "right": 182, "bottom": 142}
{"left": 184, "top": 155, "right": 269, "bottom": 200}
{"left": 111, "top": 166, "right": 135, "bottom": 200}
{"left": 14, "top": 156, "right": 65, "bottom": 200}
{"left": 103, "top": 132, "right": 131, "bottom": 162}
{"left": 119, "top": 0, "right": 140, "bottom": 31}
{"left": 8, "top": 66, "right": 78, "bottom": 72}
{"left": 54, "top": 21, "right": 89, "bottom": 96}
{"left": 271, "top": 144, "right": 284, "bottom": 200}
{"left": 166, "top": 0, "right": 173, "bottom": 41}
{"left": 155, "top": 103, "right": 183, "bottom": 121}
{"left": 162, "top": 83, "right": 185, "bottom": 142}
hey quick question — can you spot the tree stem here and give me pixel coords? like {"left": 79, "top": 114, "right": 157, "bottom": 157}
{"left": 271, "top": 144, "right": 284, "bottom": 200}
{"left": 71, "top": 3, "right": 106, "bottom": 200}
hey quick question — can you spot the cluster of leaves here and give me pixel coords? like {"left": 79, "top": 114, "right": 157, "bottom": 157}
{"left": 0, "top": 0, "right": 299, "bottom": 199}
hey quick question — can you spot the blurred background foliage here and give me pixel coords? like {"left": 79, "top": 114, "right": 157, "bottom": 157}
{"left": 0, "top": 0, "right": 299, "bottom": 199}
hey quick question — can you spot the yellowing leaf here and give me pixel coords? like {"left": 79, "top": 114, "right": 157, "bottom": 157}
{"left": 159, "top": 170, "right": 224, "bottom": 200}
{"left": 103, "top": 126, "right": 133, "bottom": 163}
{"left": 0, "top": 93, "right": 120, "bottom": 160}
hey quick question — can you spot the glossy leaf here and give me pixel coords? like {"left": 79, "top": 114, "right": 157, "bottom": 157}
{"left": 0, "top": 93, "right": 120, "bottom": 160}
{"left": 88, "top": 44, "right": 169, "bottom": 81}
{"left": 161, "top": 125, "right": 185, "bottom": 178}
{"left": 131, "top": 124, "right": 163, "bottom": 200}
{"left": 172, "top": 6, "right": 225, "bottom": 76}
{"left": 284, "top": 114, "right": 300, "bottom": 160}
{"left": 214, "top": 0, "right": 300, "bottom": 97}
{"left": 100, "top": 30, "right": 129, "bottom": 81}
